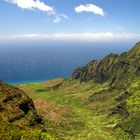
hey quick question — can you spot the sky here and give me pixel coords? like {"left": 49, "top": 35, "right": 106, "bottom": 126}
{"left": 0, "top": 0, "right": 140, "bottom": 42}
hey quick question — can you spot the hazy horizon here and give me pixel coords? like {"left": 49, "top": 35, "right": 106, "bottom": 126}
{"left": 0, "top": 40, "right": 136, "bottom": 84}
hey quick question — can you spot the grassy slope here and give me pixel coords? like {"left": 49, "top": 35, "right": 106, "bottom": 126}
{"left": 0, "top": 82, "right": 55, "bottom": 140}
{"left": 17, "top": 78, "right": 138, "bottom": 140}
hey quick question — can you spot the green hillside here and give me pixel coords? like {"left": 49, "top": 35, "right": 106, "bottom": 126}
{"left": 72, "top": 42, "right": 140, "bottom": 88}
{"left": 0, "top": 42, "right": 140, "bottom": 139}
{"left": 18, "top": 76, "right": 140, "bottom": 139}
{"left": 0, "top": 81, "right": 54, "bottom": 140}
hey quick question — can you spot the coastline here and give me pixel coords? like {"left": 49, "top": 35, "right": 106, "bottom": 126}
{"left": 8, "top": 79, "right": 51, "bottom": 86}
{"left": 8, "top": 77, "right": 68, "bottom": 86}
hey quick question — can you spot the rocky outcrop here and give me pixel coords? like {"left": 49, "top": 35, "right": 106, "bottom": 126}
{"left": 72, "top": 42, "right": 140, "bottom": 87}
{"left": 0, "top": 81, "right": 42, "bottom": 127}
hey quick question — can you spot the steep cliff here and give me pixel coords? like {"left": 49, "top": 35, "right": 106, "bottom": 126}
{"left": 0, "top": 81, "right": 42, "bottom": 126}
{"left": 72, "top": 42, "right": 140, "bottom": 139}
{"left": 72, "top": 42, "right": 140, "bottom": 87}
{"left": 0, "top": 81, "right": 54, "bottom": 140}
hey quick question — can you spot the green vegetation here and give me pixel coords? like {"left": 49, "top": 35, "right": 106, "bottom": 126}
{"left": 17, "top": 76, "right": 140, "bottom": 140}
{"left": 0, "top": 81, "right": 54, "bottom": 140}
{"left": 1, "top": 42, "right": 140, "bottom": 139}
{"left": 19, "top": 79, "right": 113, "bottom": 140}
{"left": 72, "top": 42, "right": 140, "bottom": 89}
{"left": 18, "top": 42, "right": 140, "bottom": 140}
{"left": 0, "top": 123, "right": 54, "bottom": 140}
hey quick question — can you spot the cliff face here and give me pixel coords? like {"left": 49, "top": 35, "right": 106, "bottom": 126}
{"left": 72, "top": 42, "right": 140, "bottom": 87}
{"left": 0, "top": 81, "right": 42, "bottom": 127}
{"left": 72, "top": 42, "right": 140, "bottom": 140}
{"left": 72, "top": 42, "right": 140, "bottom": 139}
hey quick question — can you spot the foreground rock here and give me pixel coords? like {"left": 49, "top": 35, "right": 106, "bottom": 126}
{"left": 0, "top": 81, "right": 55, "bottom": 140}
{"left": 0, "top": 81, "right": 42, "bottom": 127}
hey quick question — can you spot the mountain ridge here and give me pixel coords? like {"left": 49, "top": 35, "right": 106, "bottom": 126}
{"left": 72, "top": 42, "right": 140, "bottom": 87}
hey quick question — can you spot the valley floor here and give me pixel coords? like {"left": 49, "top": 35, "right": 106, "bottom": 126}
{"left": 17, "top": 78, "right": 140, "bottom": 140}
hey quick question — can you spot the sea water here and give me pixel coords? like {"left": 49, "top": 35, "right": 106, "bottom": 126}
{"left": 0, "top": 41, "right": 134, "bottom": 84}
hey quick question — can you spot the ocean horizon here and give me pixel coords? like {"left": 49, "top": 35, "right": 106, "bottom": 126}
{"left": 0, "top": 41, "right": 135, "bottom": 84}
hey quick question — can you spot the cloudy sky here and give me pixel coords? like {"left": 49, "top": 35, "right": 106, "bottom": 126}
{"left": 0, "top": 0, "right": 140, "bottom": 41}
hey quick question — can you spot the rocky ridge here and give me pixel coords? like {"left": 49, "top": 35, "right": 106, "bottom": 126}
{"left": 72, "top": 42, "right": 140, "bottom": 87}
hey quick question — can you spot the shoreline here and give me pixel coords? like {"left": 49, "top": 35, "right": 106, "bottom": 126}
{"left": 8, "top": 79, "right": 51, "bottom": 86}
{"left": 8, "top": 77, "right": 67, "bottom": 86}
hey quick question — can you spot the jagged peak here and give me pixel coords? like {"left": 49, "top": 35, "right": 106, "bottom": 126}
{"left": 135, "top": 41, "right": 140, "bottom": 46}
{"left": 131, "top": 42, "right": 140, "bottom": 50}
{"left": 106, "top": 53, "right": 119, "bottom": 57}
{"left": 72, "top": 41, "right": 140, "bottom": 85}
{"left": 103, "top": 53, "right": 119, "bottom": 60}
{"left": 127, "top": 42, "right": 140, "bottom": 57}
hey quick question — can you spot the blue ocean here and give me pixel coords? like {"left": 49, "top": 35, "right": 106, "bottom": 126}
{"left": 0, "top": 41, "right": 134, "bottom": 84}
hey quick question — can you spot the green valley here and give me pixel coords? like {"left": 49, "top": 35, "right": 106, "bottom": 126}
{"left": 1, "top": 42, "right": 140, "bottom": 139}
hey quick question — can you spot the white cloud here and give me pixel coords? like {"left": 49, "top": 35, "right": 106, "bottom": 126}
{"left": 5, "top": 0, "right": 54, "bottom": 12}
{"left": 4, "top": 0, "right": 69, "bottom": 23}
{"left": 52, "top": 13, "right": 70, "bottom": 23}
{"left": 1, "top": 32, "right": 140, "bottom": 41}
{"left": 53, "top": 16, "right": 61, "bottom": 23}
{"left": 75, "top": 4, "right": 105, "bottom": 16}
